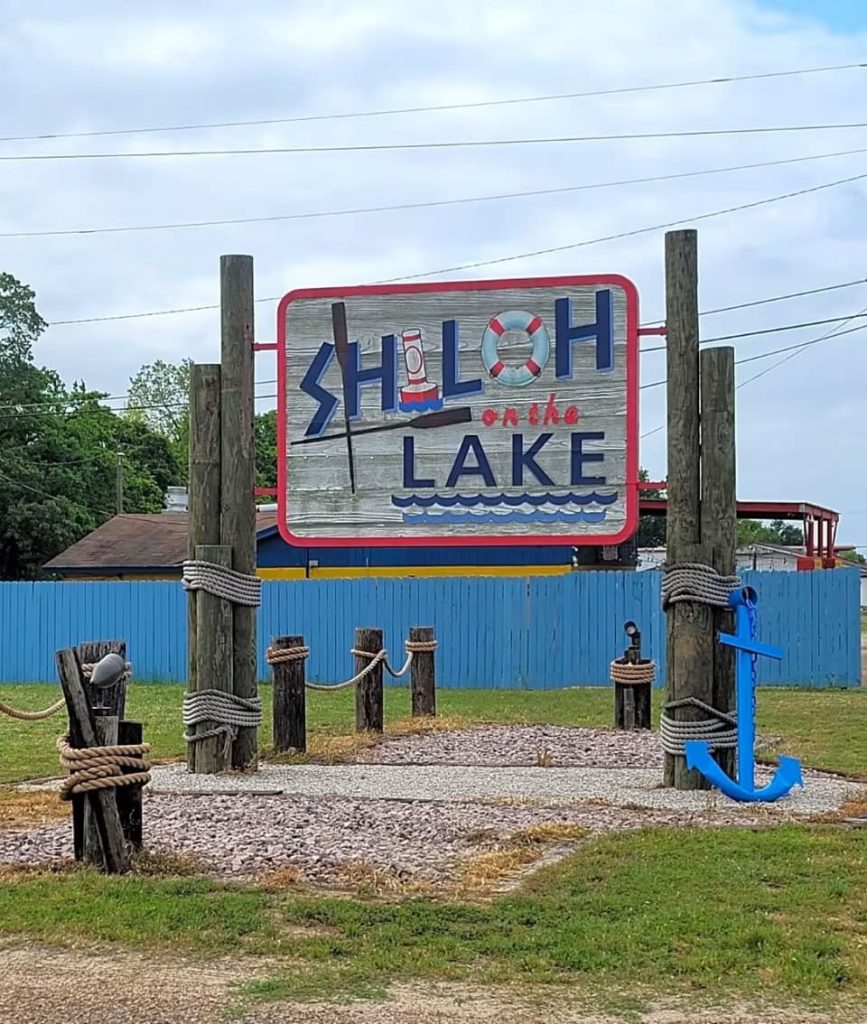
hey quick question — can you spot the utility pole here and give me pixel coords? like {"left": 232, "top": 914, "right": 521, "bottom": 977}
{"left": 220, "top": 254, "right": 258, "bottom": 771}
{"left": 663, "top": 229, "right": 715, "bottom": 790}
{"left": 115, "top": 447, "right": 124, "bottom": 514}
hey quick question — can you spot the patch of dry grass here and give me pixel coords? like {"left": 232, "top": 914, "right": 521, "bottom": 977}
{"left": 456, "top": 823, "right": 588, "bottom": 896}
{"left": 0, "top": 787, "right": 66, "bottom": 831}
{"left": 130, "top": 849, "right": 208, "bottom": 877}
{"left": 266, "top": 713, "right": 473, "bottom": 764}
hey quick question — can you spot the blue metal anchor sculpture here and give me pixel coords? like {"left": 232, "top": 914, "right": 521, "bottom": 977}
{"left": 684, "top": 586, "right": 804, "bottom": 802}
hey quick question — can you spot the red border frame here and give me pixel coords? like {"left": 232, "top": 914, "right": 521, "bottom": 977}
{"left": 276, "top": 275, "right": 639, "bottom": 548}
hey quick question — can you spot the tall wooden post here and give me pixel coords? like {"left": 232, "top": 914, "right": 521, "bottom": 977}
{"left": 84, "top": 713, "right": 119, "bottom": 869}
{"left": 193, "top": 543, "right": 234, "bottom": 773}
{"left": 187, "top": 364, "right": 222, "bottom": 770}
{"left": 664, "top": 229, "right": 714, "bottom": 790}
{"left": 220, "top": 254, "right": 258, "bottom": 771}
{"left": 700, "top": 346, "right": 738, "bottom": 779}
{"left": 271, "top": 635, "right": 307, "bottom": 753}
{"left": 410, "top": 626, "right": 436, "bottom": 717}
{"left": 355, "top": 628, "right": 384, "bottom": 733}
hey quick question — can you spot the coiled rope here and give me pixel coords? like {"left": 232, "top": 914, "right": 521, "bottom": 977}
{"left": 265, "top": 639, "right": 438, "bottom": 689}
{"left": 661, "top": 562, "right": 742, "bottom": 610}
{"left": 660, "top": 562, "right": 742, "bottom": 751}
{"left": 609, "top": 660, "right": 656, "bottom": 686}
{"left": 659, "top": 698, "right": 738, "bottom": 755}
{"left": 57, "top": 735, "right": 151, "bottom": 799}
{"left": 182, "top": 559, "right": 262, "bottom": 607}
{"left": 182, "top": 690, "right": 263, "bottom": 747}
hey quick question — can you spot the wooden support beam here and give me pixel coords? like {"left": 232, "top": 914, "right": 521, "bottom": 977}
{"left": 271, "top": 635, "right": 307, "bottom": 753}
{"left": 187, "top": 363, "right": 222, "bottom": 771}
{"left": 700, "top": 345, "right": 738, "bottom": 780}
{"left": 409, "top": 627, "right": 436, "bottom": 718}
{"left": 220, "top": 254, "right": 258, "bottom": 771}
{"left": 56, "top": 648, "right": 129, "bottom": 874}
{"left": 117, "top": 720, "right": 144, "bottom": 850}
{"left": 664, "top": 228, "right": 714, "bottom": 790}
{"left": 84, "top": 714, "right": 119, "bottom": 869}
{"left": 193, "top": 543, "right": 234, "bottom": 774}
{"left": 354, "top": 628, "right": 384, "bottom": 733}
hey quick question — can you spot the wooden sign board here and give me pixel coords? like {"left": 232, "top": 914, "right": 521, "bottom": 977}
{"left": 277, "top": 276, "right": 639, "bottom": 547}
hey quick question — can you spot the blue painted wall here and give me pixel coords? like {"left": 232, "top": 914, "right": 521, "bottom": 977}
{"left": 0, "top": 570, "right": 860, "bottom": 687}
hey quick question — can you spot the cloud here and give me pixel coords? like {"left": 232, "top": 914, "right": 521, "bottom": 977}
{"left": 1, "top": 0, "right": 866, "bottom": 540}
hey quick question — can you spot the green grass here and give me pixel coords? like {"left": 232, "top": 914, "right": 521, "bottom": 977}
{"left": 1, "top": 683, "right": 864, "bottom": 783}
{"left": 0, "top": 826, "right": 864, "bottom": 1010}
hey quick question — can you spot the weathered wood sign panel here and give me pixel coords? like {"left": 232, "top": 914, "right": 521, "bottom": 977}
{"left": 277, "top": 276, "right": 639, "bottom": 546}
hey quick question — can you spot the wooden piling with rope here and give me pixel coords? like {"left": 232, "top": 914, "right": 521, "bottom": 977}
{"left": 269, "top": 635, "right": 307, "bottom": 753}
{"left": 409, "top": 627, "right": 437, "bottom": 717}
{"left": 354, "top": 628, "right": 384, "bottom": 733}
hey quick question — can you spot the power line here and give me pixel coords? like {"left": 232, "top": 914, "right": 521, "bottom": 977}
{"left": 46, "top": 274, "right": 867, "bottom": 331}
{"left": 641, "top": 312, "right": 867, "bottom": 353}
{"left": 40, "top": 173, "right": 867, "bottom": 329}
{"left": 735, "top": 304, "right": 867, "bottom": 389}
{"left": 381, "top": 171, "right": 867, "bottom": 283}
{"left": 640, "top": 278, "right": 867, "bottom": 324}
{"left": 6, "top": 123, "right": 867, "bottom": 163}
{"left": 638, "top": 320, "right": 867, "bottom": 438}
{"left": 6, "top": 62, "right": 862, "bottom": 145}
{"left": 7, "top": 146, "right": 867, "bottom": 240}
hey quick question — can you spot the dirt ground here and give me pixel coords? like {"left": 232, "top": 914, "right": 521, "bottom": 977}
{"left": 1, "top": 942, "right": 864, "bottom": 1024}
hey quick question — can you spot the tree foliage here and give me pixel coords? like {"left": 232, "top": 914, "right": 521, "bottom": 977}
{"left": 737, "top": 519, "right": 804, "bottom": 546}
{"left": 0, "top": 272, "right": 180, "bottom": 579}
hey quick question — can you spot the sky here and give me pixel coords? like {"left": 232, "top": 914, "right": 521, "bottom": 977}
{"left": 1, "top": 0, "right": 866, "bottom": 546}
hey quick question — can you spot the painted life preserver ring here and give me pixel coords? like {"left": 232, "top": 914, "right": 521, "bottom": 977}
{"left": 481, "top": 310, "right": 550, "bottom": 387}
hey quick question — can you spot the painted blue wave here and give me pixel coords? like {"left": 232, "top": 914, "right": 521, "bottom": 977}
{"left": 392, "top": 491, "right": 618, "bottom": 509}
{"left": 402, "top": 509, "right": 608, "bottom": 525}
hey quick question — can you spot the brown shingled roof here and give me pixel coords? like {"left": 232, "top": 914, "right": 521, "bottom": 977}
{"left": 44, "top": 511, "right": 279, "bottom": 574}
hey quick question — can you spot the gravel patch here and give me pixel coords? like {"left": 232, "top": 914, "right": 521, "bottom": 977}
{"left": 0, "top": 790, "right": 802, "bottom": 884}
{"left": 145, "top": 761, "right": 862, "bottom": 816}
{"left": 6, "top": 727, "right": 861, "bottom": 887}
{"left": 354, "top": 725, "right": 666, "bottom": 767}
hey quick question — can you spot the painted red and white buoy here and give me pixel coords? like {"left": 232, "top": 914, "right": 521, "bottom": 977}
{"left": 399, "top": 328, "right": 442, "bottom": 411}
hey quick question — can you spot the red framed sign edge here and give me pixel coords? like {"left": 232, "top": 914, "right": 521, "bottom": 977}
{"left": 276, "top": 274, "right": 639, "bottom": 549}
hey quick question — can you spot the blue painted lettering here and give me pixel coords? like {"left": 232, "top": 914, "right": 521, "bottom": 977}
{"left": 555, "top": 290, "right": 614, "bottom": 378}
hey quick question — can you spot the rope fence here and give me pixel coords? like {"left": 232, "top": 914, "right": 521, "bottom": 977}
{"left": 0, "top": 697, "right": 66, "bottom": 721}
{"left": 265, "top": 638, "right": 438, "bottom": 689}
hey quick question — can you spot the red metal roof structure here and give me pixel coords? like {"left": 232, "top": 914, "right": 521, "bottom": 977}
{"left": 638, "top": 484, "right": 840, "bottom": 567}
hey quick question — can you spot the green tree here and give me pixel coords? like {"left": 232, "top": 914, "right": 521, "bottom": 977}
{"left": 0, "top": 272, "right": 180, "bottom": 578}
{"left": 126, "top": 357, "right": 192, "bottom": 471}
{"left": 636, "top": 468, "right": 666, "bottom": 547}
{"left": 838, "top": 548, "right": 866, "bottom": 565}
{"left": 737, "top": 519, "right": 804, "bottom": 546}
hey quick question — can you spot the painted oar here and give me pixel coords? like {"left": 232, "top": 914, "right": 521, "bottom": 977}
{"left": 330, "top": 302, "right": 357, "bottom": 494}
{"left": 291, "top": 406, "right": 472, "bottom": 446}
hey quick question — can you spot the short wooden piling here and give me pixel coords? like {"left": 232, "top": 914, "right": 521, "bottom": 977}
{"left": 410, "top": 627, "right": 436, "bottom": 717}
{"left": 271, "top": 634, "right": 307, "bottom": 753}
{"left": 56, "top": 648, "right": 129, "bottom": 875}
{"left": 354, "top": 627, "right": 384, "bottom": 733}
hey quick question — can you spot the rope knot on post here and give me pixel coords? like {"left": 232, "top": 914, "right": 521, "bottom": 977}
{"left": 57, "top": 735, "right": 151, "bottom": 800}
{"left": 661, "top": 562, "right": 742, "bottom": 610}
{"left": 182, "top": 559, "right": 262, "bottom": 607}
{"left": 266, "top": 644, "right": 310, "bottom": 665}
{"left": 182, "top": 689, "right": 263, "bottom": 755}
{"left": 659, "top": 697, "right": 738, "bottom": 755}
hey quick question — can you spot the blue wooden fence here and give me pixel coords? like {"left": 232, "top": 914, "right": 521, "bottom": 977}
{"left": 0, "top": 570, "right": 860, "bottom": 688}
